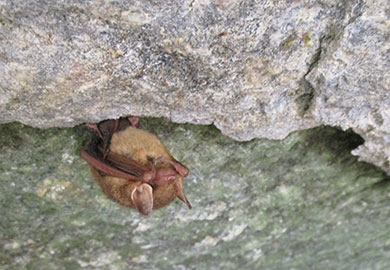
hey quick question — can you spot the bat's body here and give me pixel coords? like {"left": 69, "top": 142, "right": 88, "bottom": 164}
{"left": 110, "top": 126, "right": 172, "bottom": 166}
{"left": 81, "top": 117, "right": 191, "bottom": 216}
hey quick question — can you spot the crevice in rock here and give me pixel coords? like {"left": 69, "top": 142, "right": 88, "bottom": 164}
{"left": 295, "top": 0, "right": 365, "bottom": 117}
{"left": 370, "top": 176, "right": 390, "bottom": 190}
{"left": 294, "top": 78, "right": 315, "bottom": 116}
{"left": 303, "top": 125, "right": 365, "bottom": 157}
{"left": 294, "top": 35, "right": 325, "bottom": 116}
{"left": 296, "top": 16, "right": 349, "bottom": 116}
{"left": 300, "top": 125, "right": 390, "bottom": 181}
{"left": 338, "top": 127, "right": 365, "bottom": 151}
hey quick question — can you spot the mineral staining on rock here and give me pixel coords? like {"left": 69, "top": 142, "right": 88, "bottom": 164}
{"left": 0, "top": 1, "right": 389, "bottom": 173}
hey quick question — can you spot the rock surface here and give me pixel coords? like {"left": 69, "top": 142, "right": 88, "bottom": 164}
{"left": 0, "top": 1, "right": 389, "bottom": 169}
{"left": 0, "top": 119, "right": 389, "bottom": 269}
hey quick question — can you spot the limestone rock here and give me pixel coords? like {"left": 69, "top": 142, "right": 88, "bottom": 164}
{"left": 0, "top": 0, "right": 389, "bottom": 172}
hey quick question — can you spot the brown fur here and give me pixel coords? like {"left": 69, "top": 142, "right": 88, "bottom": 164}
{"left": 91, "top": 126, "right": 184, "bottom": 210}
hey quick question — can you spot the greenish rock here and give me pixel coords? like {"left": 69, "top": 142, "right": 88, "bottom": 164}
{"left": 0, "top": 119, "right": 389, "bottom": 269}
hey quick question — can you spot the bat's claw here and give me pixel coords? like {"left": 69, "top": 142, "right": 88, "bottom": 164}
{"left": 86, "top": 123, "right": 104, "bottom": 139}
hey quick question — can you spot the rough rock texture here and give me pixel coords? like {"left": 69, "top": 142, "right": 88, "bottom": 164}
{"left": 0, "top": 119, "right": 389, "bottom": 269}
{"left": 0, "top": 1, "right": 389, "bottom": 169}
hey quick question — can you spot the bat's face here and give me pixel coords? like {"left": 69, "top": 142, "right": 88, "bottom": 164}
{"left": 136, "top": 175, "right": 191, "bottom": 215}
{"left": 92, "top": 167, "right": 189, "bottom": 216}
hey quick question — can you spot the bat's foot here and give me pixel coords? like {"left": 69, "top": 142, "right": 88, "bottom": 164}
{"left": 86, "top": 123, "right": 103, "bottom": 139}
{"left": 128, "top": 116, "right": 140, "bottom": 128}
{"left": 86, "top": 121, "right": 117, "bottom": 160}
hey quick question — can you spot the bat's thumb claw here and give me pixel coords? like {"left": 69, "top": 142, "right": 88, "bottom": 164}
{"left": 131, "top": 183, "right": 154, "bottom": 216}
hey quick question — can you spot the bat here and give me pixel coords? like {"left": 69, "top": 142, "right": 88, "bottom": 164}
{"left": 80, "top": 117, "right": 191, "bottom": 216}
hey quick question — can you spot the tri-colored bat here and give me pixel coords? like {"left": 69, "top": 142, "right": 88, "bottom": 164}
{"left": 80, "top": 117, "right": 191, "bottom": 216}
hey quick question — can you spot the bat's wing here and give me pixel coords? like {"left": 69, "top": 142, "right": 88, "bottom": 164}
{"left": 82, "top": 118, "right": 152, "bottom": 182}
{"left": 81, "top": 150, "right": 145, "bottom": 181}
{"left": 98, "top": 146, "right": 149, "bottom": 177}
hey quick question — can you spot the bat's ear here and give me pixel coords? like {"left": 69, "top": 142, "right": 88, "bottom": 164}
{"left": 131, "top": 183, "right": 154, "bottom": 216}
{"left": 174, "top": 180, "right": 192, "bottom": 209}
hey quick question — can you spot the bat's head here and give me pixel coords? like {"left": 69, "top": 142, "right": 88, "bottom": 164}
{"left": 132, "top": 166, "right": 191, "bottom": 216}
